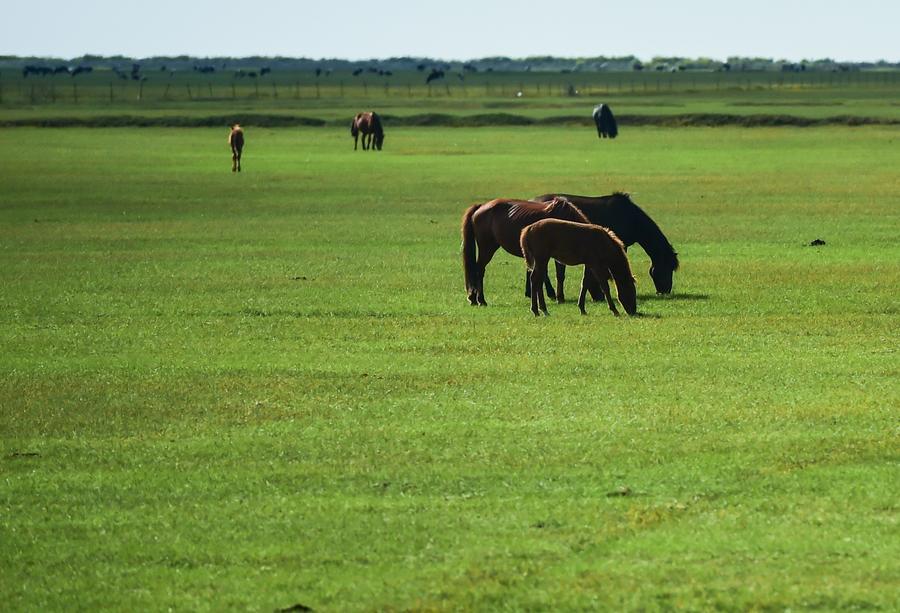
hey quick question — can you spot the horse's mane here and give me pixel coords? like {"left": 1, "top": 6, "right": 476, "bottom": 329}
{"left": 541, "top": 197, "right": 590, "bottom": 223}
{"left": 614, "top": 192, "right": 679, "bottom": 270}
{"left": 597, "top": 225, "right": 636, "bottom": 282}
{"left": 506, "top": 197, "right": 588, "bottom": 224}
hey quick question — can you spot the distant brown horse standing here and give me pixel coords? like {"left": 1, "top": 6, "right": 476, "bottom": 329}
{"left": 461, "top": 198, "right": 590, "bottom": 306}
{"left": 228, "top": 124, "right": 244, "bottom": 172}
{"left": 521, "top": 219, "right": 637, "bottom": 317}
{"left": 351, "top": 112, "right": 385, "bottom": 150}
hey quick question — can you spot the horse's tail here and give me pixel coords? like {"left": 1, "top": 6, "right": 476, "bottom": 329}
{"left": 461, "top": 203, "right": 481, "bottom": 293}
{"left": 519, "top": 225, "right": 535, "bottom": 272}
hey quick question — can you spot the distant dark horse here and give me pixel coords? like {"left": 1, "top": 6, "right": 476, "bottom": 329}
{"left": 351, "top": 112, "right": 385, "bottom": 151}
{"left": 592, "top": 104, "right": 618, "bottom": 139}
{"left": 521, "top": 219, "right": 637, "bottom": 317}
{"left": 533, "top": 192, "right": 679, "bottom": 296}
{"left": 461, "top": 198, "right": 590, "bottom": 306}
{"left": 228, "top": 124, "right": 244, "bottom": 172}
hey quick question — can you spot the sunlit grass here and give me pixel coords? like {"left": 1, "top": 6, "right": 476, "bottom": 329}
{"left": 1, "top": 125, "right": 898, "bottom": 611}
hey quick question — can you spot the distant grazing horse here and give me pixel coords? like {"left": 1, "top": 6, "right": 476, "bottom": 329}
{"left": 461, "top": 198, "right": 590, "bottom": 306}
{"left": 521, "top": 219, "right": 637, "bottom": 317}
{"left": 533, "top": 192, "right": 679, "bottom": 296}
{"left": 592, "top": 104, "right": 618, "bottom": 139}
{"left": 351, "top": 112, "right": 385, "bottom": 151}
{"left": 228, "top": 124, "right": 244, "bottom": 172}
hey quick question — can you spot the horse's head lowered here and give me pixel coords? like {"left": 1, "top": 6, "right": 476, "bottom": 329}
{"left": 649, "top": 251, "right": 679, "bottom": 295}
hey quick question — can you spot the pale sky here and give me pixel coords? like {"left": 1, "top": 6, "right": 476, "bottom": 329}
{"left": 4, "top": 0, "right": 898, "bottom": 62}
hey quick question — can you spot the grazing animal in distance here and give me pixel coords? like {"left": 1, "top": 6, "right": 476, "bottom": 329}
{"left": 592, "top": 104, "right": 618, "bottom": 139}
{"left": 533, "top": 192, "right": 678, "bottom": 296}
{"left": 521, "top": 219, "right": 637, "bottom": 317}
{"left": 228, "top": 124, "right": 244, "bottom": 172}
{"left": 351, "top": 112, "right": 385, "bottom": 151}
{"left": 461, "top": 198, "right": 590, "bottom": 306}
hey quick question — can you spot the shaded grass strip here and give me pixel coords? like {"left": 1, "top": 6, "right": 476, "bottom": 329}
{"left": 2, "top": 113, "right": 897, "bottom": 128}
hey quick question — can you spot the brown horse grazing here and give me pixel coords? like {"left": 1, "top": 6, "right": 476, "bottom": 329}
{"left": 228, "top": 124, "right": 244, "bottom": 172}
{"left": 351, "top": 111, "right": 385, "bottom": 151}
{"left": 521, "top": 219, "right": 637, "bottom": 317}
{"left": 461, "top": 198, "right": 590, "bottom": 306}
{"left": 533, "top": 192, "right": 679, "bottom": 296}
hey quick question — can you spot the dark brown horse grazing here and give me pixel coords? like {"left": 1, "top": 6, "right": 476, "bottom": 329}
{"left": 351, "top": 112, "right": 385, "bottom": 151}
{"left": 461, "top": 198, "right": 590, "bottom": 306}
{"left": 592, "top": 104, "right": 618, "bottom": 139}
{"left": 521, "top": 219, "right": 637, "bottom": 317}
{"left": 533, "top": 192, "right": 679, "bottom": 296}
{"left": 228, "top": 124, "right": 244, "bottom": 172}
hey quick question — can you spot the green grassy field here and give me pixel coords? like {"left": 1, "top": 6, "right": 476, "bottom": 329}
{"left": 1, "top": 122, "right": 898, "bottom": 611}
{"left": 3, "top": 68, "right": 899, "bottom": 123}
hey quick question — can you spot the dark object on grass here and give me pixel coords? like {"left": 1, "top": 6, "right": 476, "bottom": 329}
{"left": 606, "top": 486, "right": 633, "bottom": 497}
{"left": 461, "top": 198, "right": 590, "bottom": 306}
{"left": 278, "top": 604, "right": 313, "bottom": 612}
{"left": 350, "top": 111, "right": 384, "bottom": 151}
{"left": 533, "top": 192, "right": 679, "bottom": 297}
{"left": 593, "top": 103, "right": 618, "bottom": 139}
{"left": 521, "top": 219, "right": 637, "bottom": 317}
{"left": 809, "top": 238, "right": 826, "bottom": 246}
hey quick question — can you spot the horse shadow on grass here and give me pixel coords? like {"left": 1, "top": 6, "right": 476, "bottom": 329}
{"left": 636, "top": 292, "right": 710, "bottom": 302}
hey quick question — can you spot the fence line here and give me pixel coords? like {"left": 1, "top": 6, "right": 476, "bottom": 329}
{"left": 0, "top": 71, "right": 896, "bottom": 105}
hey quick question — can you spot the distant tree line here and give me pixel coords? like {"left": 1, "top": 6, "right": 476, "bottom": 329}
{"left": 1, "top": 55, "right": 897, "bottom": 74}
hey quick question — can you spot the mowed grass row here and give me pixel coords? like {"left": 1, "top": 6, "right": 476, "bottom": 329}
{"left": 0, "top": 126, "right": 898, "bottom": 611}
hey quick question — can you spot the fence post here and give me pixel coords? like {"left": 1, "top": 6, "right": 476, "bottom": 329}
{"left": 72, "top": 83, "right": 77, "bottom": 103}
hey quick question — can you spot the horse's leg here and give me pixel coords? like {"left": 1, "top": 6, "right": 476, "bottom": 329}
{"left": 530, "top": 261, "right": 545, "bottom": 316}
{"left": 524, "top": 270, "right": 532, "bottom": 298}
{"left": 474, "top": 243, "right": 499, "bottom": 306}
{"left": 537, "top": 261, "right": 549, "bottom": 315}
{"left": 354, "top": 134, "right": 358, "bottom": 150}
{"left": 578, "top": 266, "right": 591, "bottom": 315}
{"left": 237, "top": 149, "right": 241, "bottom": 172}
{"left": 590, "top": 267, "right": 619, "bottom": 316}
{"left": 553, "top": 260, "right": 566, "bottom": 303}
{"left": 583, "top": 271, "right": 604, "bottom": 301}
{"left": 232, "top": 148, "right": 237, "bottom": 172}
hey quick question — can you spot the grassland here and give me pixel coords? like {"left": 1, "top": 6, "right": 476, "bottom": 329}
{"left": 1, "top": 85, "right": 899, "bottom": 611}
{"left": 2, "top": 68, "right": 899, "bottom": 124}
